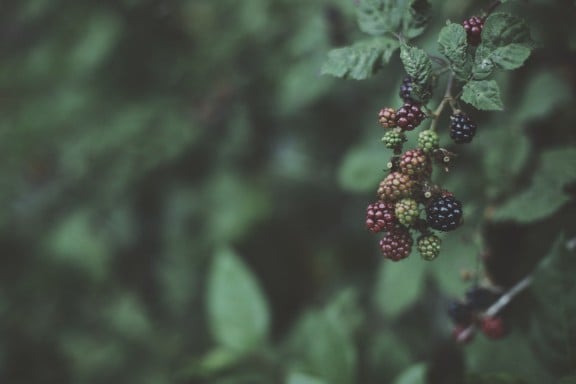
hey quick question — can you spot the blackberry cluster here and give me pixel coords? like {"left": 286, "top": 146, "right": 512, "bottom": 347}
{"left": 462, "top": 16, "right": 484, "bottom": 46}
{"left": 448, "top": 285, "right": 507, "bottom": 343}
{"left": 366, "top": 201, "right": 398, "bottom": 233}
{"left": 379, "top": 228, "right": 413, "bottom": 261}
{"left": 450, "top": 112, "right": 477, "bottom": 144}
{"left": 399, "top": 76, "right": 415, "bottom": 103}
{"left": 426, "top": 195, "right": 463, "bottom": 231}
{"left": 395, "top": 103, "right": 426, "bottom": 131}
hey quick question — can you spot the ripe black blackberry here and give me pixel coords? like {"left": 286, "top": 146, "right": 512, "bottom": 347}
{"left": 450, "top": 112, "right": 477, "bottom": 144}
{"left": 465, "top": 286, "right": 501, "bottom": 310}
{"left": 379, "top": 227, "right": 413, "bottom": 261}
{"left": 462, "top": 16, "right": 484, "bottom": 46}
{"left": 366, "top": 201, "right": 398, "bottom": 233}
{"left": 426, "top": 195, "right": 463, "bottom": 231}
{"left": 395, "top": 103, "right": 425, "bottom": 131}
{"left": 447, "top": 301, "right": 474, "bottom": 326}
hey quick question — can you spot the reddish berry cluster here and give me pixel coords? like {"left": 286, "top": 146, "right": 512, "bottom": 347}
{"left": 449, "top": 285, "right": 507, "bottom": 343}
{"left": 462, "top": 16, "right": 484, "bottom": 46}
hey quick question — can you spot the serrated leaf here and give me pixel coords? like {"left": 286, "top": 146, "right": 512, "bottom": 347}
{"left": 400, "top": 44, "right": 432, "bottom": 86}
{"left": 207, "top": 248, "right": 270, "bottom": 353}
{"left": 356, "top": 0, "right": 430, "bottom": 39}
{"left": 461, "top": 80, "right": 504, "bottom": 110}
{"left": 493, "top": 148, "right": 576, "bottom": 222}
{"left": 531, "top": 235, "right": 576, "bottom": 376}
{"left": 481, "top": 12, "right": 533, "bottom": 49}
{"left": 474, "top": 43, "right": 530, "bottom": 77}
{"left": 391, "top": 363, "right": 426, "bottom": 384}
{"left": 438, "top": 22, "right": 472, "bottom": 80}
{"left": 373, "top": 256, "right": 426, "bottom": 318}
{"left": 321, "top": 37, "right": 399, "bottom": 80}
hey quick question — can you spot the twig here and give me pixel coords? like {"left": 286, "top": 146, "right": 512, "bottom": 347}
{"left": 428, "top": 72, "right": 454, "bottom": 132}
{"left": 484, "top": 0, "right": 502, "bottom": 18}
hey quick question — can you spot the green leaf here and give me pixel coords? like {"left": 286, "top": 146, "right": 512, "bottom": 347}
{"left": 338, "top": 145, "right": 388, "bottom": 193}
{"left": 438, "top": 22, "right": 472, "bottom": 80}
{"left": 531, "top": 235, "right": 576, "bottom": 376}
{"left": 481, "top": 12, "right": 533, "bottom": 49}
{"left": 373, "top": 256, "right": 426, "bottom": 318}
{"left": 321, "top": 37, "right": 399, "bottom": 80}
{"left": 286, "top": 372, "right": 327, "bottom": 384}
{"left": 287, "top": 310, "right": 356, "bottom": 384}
{"left": 391, "top": 363, "right": 426, "bottom": 384}
{"left": 207, "top": 248, "right": 270, "bottom": 353}
{"left": 493, "top": 148, "right": 576, "bottom": 222}
{"left": 466, "top": 372, "right": 529, "bottom": 384}
{"left": 473, "top": 43, "right": 531, "bottom": 77}
{"left": 356, "top": 0, "right": 430, "bottom": 39}
{"left": 399, "top": 44, "right": 433, "bottom": 86}
{"left": 461, "top": 80, "right": 504, "bottom": 110}
{"left": 514, "top": 71, "right": 572, "bottom": 123}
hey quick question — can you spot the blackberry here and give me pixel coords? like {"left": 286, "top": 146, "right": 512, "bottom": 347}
{"left": 462, "top": 16, "right": 484, "bottom": 46}
{"left": 366, "top": 201, "right": 398, "bottom": 233}
{"left": 426, "top": 195, "right": 463, "bottom": 231}
{"left": 417, "top": 234, "right": 441, "bottom": 261}
{"left": 399, "top": 76, "right": 415, "bottom": 103}
{"left": 480, "top": 316, "right": 507, "bottom": 339}
{"left": 417, "top": 130, "right": 439, "bottom": 154}
{"left": 449, "top": 112, "right": 477, "bottom": 144}
{"left": 399, "top": 148, "right": 431, "bottom": 178}
{"left": 394, "top": 198, "right": 420, "bottom": 227}
{"left": 395, "top": 103, "right": 426, "bottom": 131}
{"left": 381, "top": 130, "right": 406, "bottom": 150}
{"left": 378, "top": 107, "right": 397, "bottom": 129}
{"left": 379, "top": 227, "right": 413, "bottom": 261}
{"left": 377, "top": 172, "right": 415, "bottom": 202}
{"left": 447, "top": 300, "right": 474, "bottom": 326}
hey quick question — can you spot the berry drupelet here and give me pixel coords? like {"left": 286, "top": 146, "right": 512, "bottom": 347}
{"left": 379, "top": 227, "right": 413, "bottom": 261}
{"left": 395, "top": 103, "right": 426, "bottom": 131}
{"left": 399, "top": 148, "right": 431, "bottom": 178}
{"left": 366, "top": 201, "right": 398, "bottom": 233}
{"left": 377, "top": 172, "right": 415, "bottom": 202}
{"left": 462, "top": 16, "right": 484, "bottom": 46}
{"left": 381, "top": 130, "right": 406, "bottom": 150}
{"left": 394, "top": 198, "right": 420, "bottom": 227}
{"left": 417, "top": 234, "right": 441, "bottom": 261}
{"left": 426, "top": 194, "right": 463, "bottom": 231}
{"left": 417, "top": 130, "right": 439, "bottom": 154}
{"left": 450, "top": 112, "right": 477, "bottom": 144}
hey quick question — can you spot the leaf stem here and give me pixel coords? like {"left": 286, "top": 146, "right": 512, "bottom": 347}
{"left": 428, "top": 72, "right": 454, "bottom": 131}
{"left": 484, "top": 1, "right": 502, "bottom": 18}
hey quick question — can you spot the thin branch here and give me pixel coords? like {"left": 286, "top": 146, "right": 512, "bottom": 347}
{"left": 428, "top": 72, "right": 454, "bottom": 132}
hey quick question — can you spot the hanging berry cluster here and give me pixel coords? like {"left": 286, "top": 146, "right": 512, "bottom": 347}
{"left": 364, "top": 15, "right": 494, "bottom": 262}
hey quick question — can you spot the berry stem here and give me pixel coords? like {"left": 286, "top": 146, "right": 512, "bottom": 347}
{"left": 428, "top": 72, "right": 454, "bottom": 132}
{"left": 484, "top": 1, "right": 502, "bottom": 18}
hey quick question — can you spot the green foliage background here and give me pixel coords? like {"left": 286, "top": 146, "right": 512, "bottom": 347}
{"left": 0, "top": 0, "right": 575, "bottom": 383}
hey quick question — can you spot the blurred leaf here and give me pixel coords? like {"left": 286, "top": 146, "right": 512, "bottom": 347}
{"left": 479, "top": 124, "right": 531, "bottom": 198}
{"left": 207, "top": 248, "right": 270, "bottom": 354}
{"left": 466, "top": 372, "right": 528, "bottom": 384}
{"left": 461, "top": 80, "right": 504, "bottom": 111}
{"left": 558, "top": 376, "right": 576, "bottom": 384}
{"left": 373, "top": 256, "right": 426, "bottom": 318}
{"left": 391, "top": 363, "right": 426, "bottom": 384}
{"left": 356, "top": 0, "right": 430, "bottom": 39}
{"left": 531, "top": 235, "right": 576, "bottom": 376}
{"left": 438, "top": 22, "right": 472, "bottom": 80}
{"left": 400, "top": 44, "right": 433, "bottom": 86}
{"left": 286, "top": 371, "right": 327, "bottom": 384}
{"left": 338, "top": 145, "right": 388, "bottom": 192}
{"left": 480, "top": 13, "right": 533, "bottom": 50}
{"left": 104, "top": 294, "right": 152, "bottom": 341}
{"left": 321, "top": 37, "right": 399, "bottom": 80}
{"left": 514, "top": 71, "right": 572, "bottom": 123}
{"left": 287, "top": 310, "right": 356, "bottom": 384}
{"left": 493, "top": 148, "right": 576, "bottom": 222}
{"left": 367, "top": 330, "right": 412, "bottom": 381}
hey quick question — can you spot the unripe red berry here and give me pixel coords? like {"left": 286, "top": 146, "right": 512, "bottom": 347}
{"left": 377, "top": 172, "right": 415, "bottom": 202}
{"left": 366, "top": 201, "right": 398, "bottom": 233}
{"left": 395, "top": 103, "right": 425, "bottom": 131}
{"left": 480, "top": 316, "right": 507, "bottom": 339}
{"left": 399, "top": 148, "right": 431, "bottom": 179}
{"left": 378, "top": 107, "right": 397, "bottom": 129}
{"left": 379, "top": 227, "right": 413, "bottom": 261}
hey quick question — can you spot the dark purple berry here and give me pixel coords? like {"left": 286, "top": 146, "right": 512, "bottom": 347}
{"left": 379, "top": 227, "right": 413, "bottom": 261}
{"left": 447, "top": 301, "right": 474, "bottom": 326}
{"left": 399, "top": 76, "right": 415, "bottom": 103}
{"left": 450, "top": 112, "right": 477, "bottom": 144}
{"left": 366, "top": 201, "right": 398, "bottom": 233}
{"left": 426, "top": 195, "right": 463, "bottom": 232}
{"left": 462, "top": 16, "right": 484, "bottom": 46}
{"left": 465, "top": 286, "right": 501, "bottom": 311}
{"left": 395, "top": 103, "right": 426, "bottom": 131}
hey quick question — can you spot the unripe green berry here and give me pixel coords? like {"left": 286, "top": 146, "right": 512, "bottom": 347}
{"left": 417, "top": 234, "right": 442, "bottom": 261}
{"left": 417, "top": 130, "right": 439, "bottom": 154}
{"left": 394, "top": 198, "right": 420, "bottom": 227}
{"left": 381, "top": 130, "right": 407, "bottom": 149}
